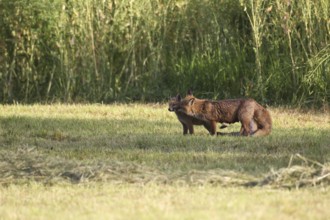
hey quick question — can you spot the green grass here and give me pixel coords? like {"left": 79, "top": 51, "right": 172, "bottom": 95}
{"left": 0, "top": 104, "right": 329, "bottom": 219}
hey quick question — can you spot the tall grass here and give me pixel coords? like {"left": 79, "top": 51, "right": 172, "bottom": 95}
{"left": 0, "top": 0, "right": 329, "bottom": 106}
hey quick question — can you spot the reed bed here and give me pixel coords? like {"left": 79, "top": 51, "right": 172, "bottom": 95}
{"left": 0, "top": 0, "right": 329, "bottom": 106}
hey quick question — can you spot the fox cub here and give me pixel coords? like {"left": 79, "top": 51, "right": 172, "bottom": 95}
{"left": 168, "top": 94, "right": 227, "bottom": 135}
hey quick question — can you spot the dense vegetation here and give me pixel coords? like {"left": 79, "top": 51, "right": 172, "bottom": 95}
{"left": 0, "top": 0, "right": 329, "bottom": 106}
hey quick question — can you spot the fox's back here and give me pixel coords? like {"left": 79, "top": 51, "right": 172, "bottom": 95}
{"left": 212, "top": 99, "right": 246, "bottom": 123}
{"left": 197, "top": 99, "right": 258, "bottom": 123}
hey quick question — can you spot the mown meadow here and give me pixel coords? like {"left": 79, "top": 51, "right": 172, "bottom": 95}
{"left": 0, "top": 104, "right": 329, "bottom": 219}
{"left": 0, "top": 0, "right": 329, "bottom": 218}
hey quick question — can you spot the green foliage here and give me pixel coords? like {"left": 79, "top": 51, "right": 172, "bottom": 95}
{"left": 0, "top": 0, "right": 329, "bottom": 106}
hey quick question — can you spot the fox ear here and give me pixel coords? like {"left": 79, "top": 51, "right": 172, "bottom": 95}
{"left": 188, "top": 98, "right": 195, "bottom": 106}
{"left": 176, "top": 94, "right": 181, "bottom": 101}
{"left": 187, "top": 89, "right": 193, "bottom": 96}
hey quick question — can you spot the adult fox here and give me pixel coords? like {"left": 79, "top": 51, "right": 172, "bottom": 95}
{"left": 175, "top": 92, "right": 272, "bottom": 136}
{"left": 168, "top": 94, "right": 228, "bottom": 135}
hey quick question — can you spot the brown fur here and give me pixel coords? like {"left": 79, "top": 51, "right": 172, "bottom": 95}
{"left": 168, "top": 94, "right": 228, "bottom": 135}
{"left": 176, "top": 94, "right": 272, "bottom": 137}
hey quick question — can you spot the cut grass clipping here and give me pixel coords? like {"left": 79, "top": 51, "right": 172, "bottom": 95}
{"left": 1, "top": 148, "right": 329, "bottom": 189}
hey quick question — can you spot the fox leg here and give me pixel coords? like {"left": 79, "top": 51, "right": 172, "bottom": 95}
{"left": 249, "top": 119, "right": 258, "bottom": 135}
{"left": 240, "top": 119, "right": 263, "bottom": 136}
{"left": 238, "top": 105, "right": 255, "bottom": 136}
{"left": 202, "top": 121, "right": 212, "bottom": 134}
{"left": 209, "top": 121, "right": 217, "bottom": 135}
{"left": 239, "top": 125, "right": 245, "bottom": 136}
{"left": 187, "top": 123, "right": 194, "bottom": 134}
{"left": 188, "top": 126, "right": 194, "bottom": 134}
{"left": 181, "top": 122, "right": 188, "bottom": 135}
{"left": 241, "top": 120, "right": 252, "bottom": 136}
{"left": 239, "top": 115, "right": 254, "bottom": 136}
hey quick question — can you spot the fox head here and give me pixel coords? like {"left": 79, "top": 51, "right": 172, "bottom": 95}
{"left": 176, "top": 95, "right": 196, "bottom": 115}
{"left": 168, "top": 94, "right": 182, "bottom": 112}
{"left": 174, "top": 89, "right": 196, "bottom": 115}
{"left": 168, "top": 90, "right": 194, "bottom": 112}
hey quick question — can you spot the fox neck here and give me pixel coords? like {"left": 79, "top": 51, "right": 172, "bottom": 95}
{"left": 188, "top": 101, "right": 209, "bottom": 121}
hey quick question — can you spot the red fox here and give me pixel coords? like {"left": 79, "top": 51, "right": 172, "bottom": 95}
{"left": 175, "top": 92, "right": 272, "bottom": 136}
{"left": 168, "top": 94, "right": 227, "bottom": 135}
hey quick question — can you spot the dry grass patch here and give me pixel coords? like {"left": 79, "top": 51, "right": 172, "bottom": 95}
{"left": 1, "top": 149, "right": 329, "bottom": 189}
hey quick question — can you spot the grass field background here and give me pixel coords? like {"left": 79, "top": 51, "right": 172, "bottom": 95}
{"left": 0, "top": 104, "right": 329, "bottom": 219}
